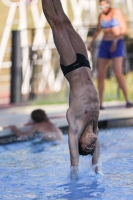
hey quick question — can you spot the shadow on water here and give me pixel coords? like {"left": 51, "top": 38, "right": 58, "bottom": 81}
{"left": 26, "top": 137, "right": 62, "bottom": 153}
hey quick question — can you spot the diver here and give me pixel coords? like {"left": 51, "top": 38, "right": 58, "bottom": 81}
{"left": 42, "top": 0, "right": 101, "bottom": 179}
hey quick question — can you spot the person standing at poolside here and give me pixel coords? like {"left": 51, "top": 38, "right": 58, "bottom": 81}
{"left": 88, "top": 0, "right": 133, "bottom": 110}
{"left": 41, "top": 0, "right": 101, "bottom": 179}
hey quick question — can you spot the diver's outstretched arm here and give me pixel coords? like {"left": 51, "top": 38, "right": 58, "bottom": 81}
{"left": 68, "top": 128, "right": 79, "bottom": 180}
{"left": 92, "top": 128, "right": 101, "bottom": 173}
{"left": 66, "top": 109, "right": 79, "bottom": 180}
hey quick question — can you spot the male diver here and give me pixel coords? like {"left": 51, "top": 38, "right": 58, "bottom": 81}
{"left": 42, "top": 0, "right": 100, "bottom": 179}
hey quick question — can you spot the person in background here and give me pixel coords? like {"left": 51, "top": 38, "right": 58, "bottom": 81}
{"left": 6, "top": 109, "right": 64, "bottom": 142}
{"left": 88, "top": 0, "right": 133, "bottom": 110}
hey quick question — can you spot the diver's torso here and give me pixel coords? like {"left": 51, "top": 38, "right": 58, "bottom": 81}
{"left": 66, "top": 67, "right": 100, "bottom": 118}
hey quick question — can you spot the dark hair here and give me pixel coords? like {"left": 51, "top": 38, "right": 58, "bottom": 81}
{"left": 31, "top": 109, "right": 49, "bottom": 122}
{"left": 99, "top": 0, "right": 110, "bottom": 2}
{"left": 78, "top": 140, "right": 95, "bottom": 156}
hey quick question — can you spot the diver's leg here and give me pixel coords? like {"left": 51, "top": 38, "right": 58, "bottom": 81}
{"left": 42, "top": 0, "right": 76, "bottom": 65}
{"left": 52, "top": 0, "right": 88, "bottom": 58}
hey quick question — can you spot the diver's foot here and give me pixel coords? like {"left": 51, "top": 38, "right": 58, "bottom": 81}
{"left": 126, "top": 101, "right": 133, "bottom": 108}
{"left": 100, "top": 105, "right": 105, "bottom": 110}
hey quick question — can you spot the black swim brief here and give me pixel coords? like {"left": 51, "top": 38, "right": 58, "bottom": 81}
{"left": 60, "top": 53, "right": 91, "bottom": 76}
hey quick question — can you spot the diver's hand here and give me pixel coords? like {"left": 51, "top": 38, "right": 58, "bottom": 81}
{"left": 70, "top": 166, "right": 78, "bottom": 180}
{"left": 95, "top": 167, "right": 104, "bottom": 176}
{"left": 94, "top": 166, "right": 99, "bottom": 174}
{"left": 92, "top": 163, "right": 103, "bottom": 175}
{"left": 110, "top": 41, "right": 117, "bottom": 52}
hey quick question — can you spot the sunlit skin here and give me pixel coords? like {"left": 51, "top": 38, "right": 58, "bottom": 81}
{"left": 88, "top": 0, "right": 131, "bottom": 109}
{"left": 41, "top": 0, "right": 100, "bottom": 179}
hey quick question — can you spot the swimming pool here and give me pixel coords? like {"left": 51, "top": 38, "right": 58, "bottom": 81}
{"left": 0, "top": 126, "right": 133, "bottom": 200}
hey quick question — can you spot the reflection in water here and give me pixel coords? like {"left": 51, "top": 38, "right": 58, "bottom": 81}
{"left": 0, "top": 127, "right": 133, "bottom": 200}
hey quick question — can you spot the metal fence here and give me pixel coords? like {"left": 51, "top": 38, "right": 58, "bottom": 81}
{"left": 0, "top": 28, "right": 133, "bottom": 104}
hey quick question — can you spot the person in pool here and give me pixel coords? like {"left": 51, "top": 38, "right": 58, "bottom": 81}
{"left": 88, "top": 0, "right": 133, "bottom": 110}
{"left": 41, "top": 0, "right": 101, "bottom": 179}
{"left": 6, "top": 109, "right": 64, "bottom": 142}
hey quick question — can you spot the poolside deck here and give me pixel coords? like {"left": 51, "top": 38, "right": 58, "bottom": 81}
{"left": 0, "top": 101, "right": 133, "bottom": 131}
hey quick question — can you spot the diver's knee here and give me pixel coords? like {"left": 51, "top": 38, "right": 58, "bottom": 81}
{"left": 47, "top": 13, "right": 62, "bottom": 28}
{"left": 62, "top": 18, "right": 71, "bottom": 27}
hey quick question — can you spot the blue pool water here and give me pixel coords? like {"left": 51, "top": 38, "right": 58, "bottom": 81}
{"left": 0, "top": 127, "right": 133, "bottom": 200}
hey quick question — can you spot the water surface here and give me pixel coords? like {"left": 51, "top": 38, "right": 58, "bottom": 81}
{"left": 0, "top": 127, "right": 133, "bottom": 200}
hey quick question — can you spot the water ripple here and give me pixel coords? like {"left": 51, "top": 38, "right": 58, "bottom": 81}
{"left": 0, "top": 127, "right": 133, "bottom": 200}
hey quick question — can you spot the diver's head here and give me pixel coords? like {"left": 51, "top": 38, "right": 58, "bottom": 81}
{"left": 99, "top": 0, "right": 111, "bottom": 14}
{"left": 31, "top": 109, "right": 49, "bottom": 123}
{"left": 78, "top": 121, "right": 97, "bottom": 156}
